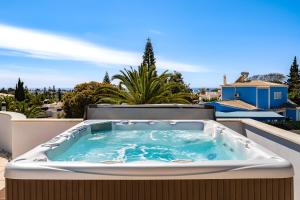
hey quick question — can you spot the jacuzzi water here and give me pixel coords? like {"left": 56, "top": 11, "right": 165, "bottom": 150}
{"left": 47, "top": 121, "right": 248, "bottom": 163}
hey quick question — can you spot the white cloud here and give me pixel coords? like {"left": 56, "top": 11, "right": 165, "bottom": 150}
{"left": 0, "top": 66, "right": 88, "bottom": 88}
{"left": 0, "top": 24, "right": 209, "bottom": 72}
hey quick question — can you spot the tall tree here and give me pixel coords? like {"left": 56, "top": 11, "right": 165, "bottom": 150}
{"left": 169, "top": 71, "right": 191, "bottom": 93}
{"left": 103, "top": 71, "right": 111, "bottom": 84}
{"left": 287, "top": 56, "right": 299, "bottom": 93}
{"left": 15, "top": 78, "right": 25, "bottom": 101}
{"left": 169, "top": 71, "right": 184, "bottom": 83}
{"left": 58, "top": 88, "right": 62, "bottom": 101}
{"left": 142, "top": 38, "right": 156, "bottom": 69}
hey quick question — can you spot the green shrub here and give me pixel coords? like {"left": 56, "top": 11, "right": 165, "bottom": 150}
{"left": 62, "top": 82, "right": 117, "bottom": 118}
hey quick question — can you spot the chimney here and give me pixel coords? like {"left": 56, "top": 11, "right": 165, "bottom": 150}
{"left": 223, "top": 75, "right": 227, "bottom": 85}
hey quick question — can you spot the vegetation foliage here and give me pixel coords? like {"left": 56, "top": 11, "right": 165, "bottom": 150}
{"left": 1, "top": 78, "right": 65, "bottom": 118}
{"left": 142, "top": 38, "right": 156, "bottom": 68}
{"left": 15, "top": 78, "right": 25, "bottom": 101}
{"left": 287, "top": 56, "right": 300, "bottom": 99}
{"left": 97, "top": 65, "right": 192, "bottom": 104}
{"left": 169, "top": 71, "right": 192, "bottom": 94}
{"left": 0, "top": 95, "right": 44, "bottom": 118}
{"left": 103, "top": 72, "right": 111, "bottom": 84}
{"left": 248, "top": 73, "right": 285, "bottom": 83}
{"left": 62, "top": 82, "right": 116, "bottom": 118}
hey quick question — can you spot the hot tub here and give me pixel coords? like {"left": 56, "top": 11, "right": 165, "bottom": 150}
{"left": 5, "top": 120, "right": 294, "bottom": 200}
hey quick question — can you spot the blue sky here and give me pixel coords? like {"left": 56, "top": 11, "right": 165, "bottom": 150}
{"left": 0, "top": 0, "right": 299, "bottom": 88}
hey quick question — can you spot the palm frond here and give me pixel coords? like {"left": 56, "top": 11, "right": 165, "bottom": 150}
{"left": 101, "top": 64, "right": 192, "bottom": 104}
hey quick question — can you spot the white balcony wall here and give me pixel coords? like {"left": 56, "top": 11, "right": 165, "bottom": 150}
{"left": 12, "top": 119, "right": 82, "bottom": 158}
{"left": 0, "top": 112, "right": 26, "bottom": 153}
{"left": 0, "top": 112, "right": 82, "bottom": 158}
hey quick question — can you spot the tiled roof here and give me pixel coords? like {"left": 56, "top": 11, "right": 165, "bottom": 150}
{"left": 222, "top": 80, "right": 287, "bottom": 87}
{"left": 218, "top": 100, "right": 257, "bottom": 110}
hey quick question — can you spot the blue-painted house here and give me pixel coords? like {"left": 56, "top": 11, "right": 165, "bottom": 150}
{"left": 221, "top": 80, "right": 288, "bottom": 110}
{"left": 206, "top": 74, "right": 299, "bottom": 121}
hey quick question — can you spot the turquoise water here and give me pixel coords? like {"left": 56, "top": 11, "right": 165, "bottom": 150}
{"left": 49, "top": 123, "right": 247, "bottom": 162}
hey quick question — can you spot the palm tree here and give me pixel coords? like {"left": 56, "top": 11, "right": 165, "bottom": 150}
{"left": 11, "top": 101, "right": 43, "bottom": 118}
{"left": 97, "top": 65, "right": 191, "bottom": 104}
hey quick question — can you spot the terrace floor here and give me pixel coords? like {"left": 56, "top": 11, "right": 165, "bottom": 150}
{"left": 0, "top": 156, "right": 7, "bottom": 200}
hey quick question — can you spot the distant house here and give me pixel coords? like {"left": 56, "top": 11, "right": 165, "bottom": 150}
{"left": 206, "top": 72, "right": 299, "bottom": 121}
{"left": 198, "top": 91, "right": 221, "bottom": 102}
{"left": 221, "top": 80, "right": 288, "bottom": 110}
{"left": 208, "top": 79, "right": 288, "bottom": 112}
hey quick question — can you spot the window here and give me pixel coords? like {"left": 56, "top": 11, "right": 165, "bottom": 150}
{"left": 274, "top": 92, "right": 282, "bottom": 100}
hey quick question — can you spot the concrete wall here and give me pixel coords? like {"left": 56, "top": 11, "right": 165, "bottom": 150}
{"left": 11, "top": 119, "right": 82, "bottom": 158}
{"left": 0, "top": 112, "right": 26, "bottom": 153}
{"left": 219, "top": 118, "right": 300, "bottom": 199}
{"left": 0, "top": 112, "right": 82, "bottom": 158}
{"left": 217, "top": 120, "right": 246, "bottom": 136}
{"left": 86, "top": 105, "right": 215, "bottom": 120}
